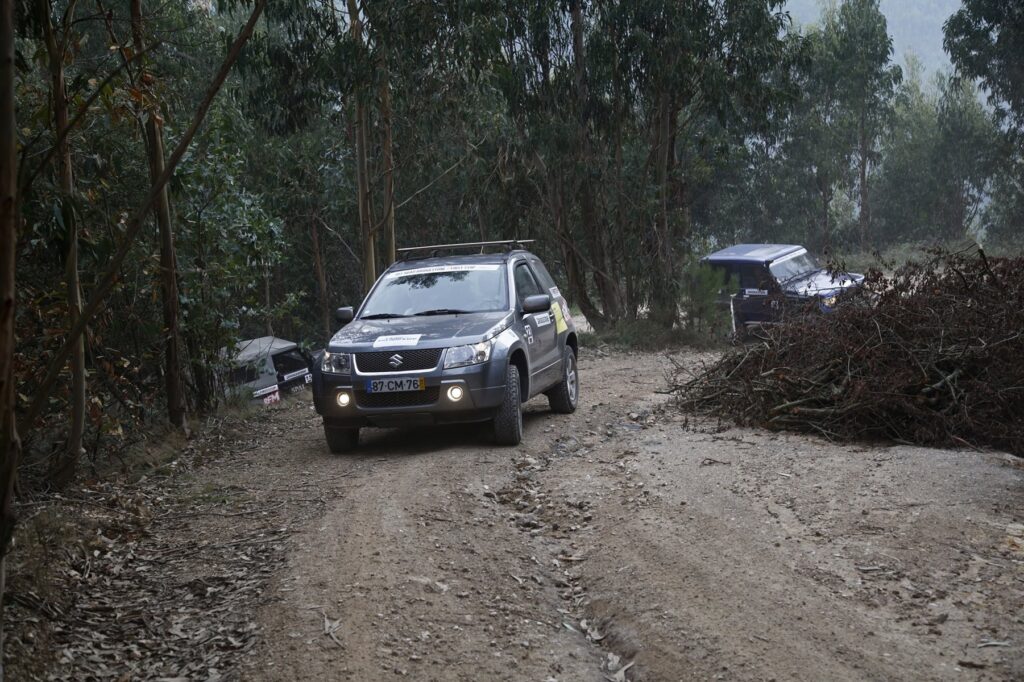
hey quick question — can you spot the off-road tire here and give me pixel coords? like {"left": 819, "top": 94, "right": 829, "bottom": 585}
{"left": 547, "top": 347, "right": 579, "bottom": 414}
{"left": 493, "top": 364, "right": 523, "bottom": 446}
{"left": 325, "top": 426, "right": 359, "bottom": 454}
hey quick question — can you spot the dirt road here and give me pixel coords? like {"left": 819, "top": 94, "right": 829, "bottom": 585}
{"left": 224, "top": 350, "right": 1023, "bottom": 681}
{"left": 18, "top": 350, "right": 1023, "bottom": 680}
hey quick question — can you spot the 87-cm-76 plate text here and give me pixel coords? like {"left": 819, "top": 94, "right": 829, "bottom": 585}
{"left": 366, "top": 378, "right": 426, "bottom": 393}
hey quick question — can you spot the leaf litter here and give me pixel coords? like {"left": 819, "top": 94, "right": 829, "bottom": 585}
{"left": 5, "top": 401, "right": 336, "bottom": 680}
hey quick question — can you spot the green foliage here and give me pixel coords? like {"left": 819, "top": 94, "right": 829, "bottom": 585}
{"left": 945, "top": 1, "right": 1024, "bottom": 250}
{"left": 682, "top": 260, "right": 731, "bottom": 339}
{"left": 873, "top": 63, "right": 1000, "bottom": 245}
{"left": 10, "top": 0, "right": 1023, "bottom": 465}
{"left": 944, "top": 1, "right": 1024, "bottom": 129}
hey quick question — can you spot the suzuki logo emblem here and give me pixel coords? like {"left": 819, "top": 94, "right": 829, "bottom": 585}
{"left": 388, "top": 354, "right": 404, "bottom": 368}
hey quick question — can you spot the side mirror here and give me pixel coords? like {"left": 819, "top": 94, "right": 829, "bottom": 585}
{"left": 335, "top": 306, "right": 354, "bottom": 324}
{"left": 522, "top": 294, "right": 552, "bottom": 314}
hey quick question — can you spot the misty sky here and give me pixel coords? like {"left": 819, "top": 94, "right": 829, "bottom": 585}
{"left": 785, "top": 0, "right": 962, "bottom": 75}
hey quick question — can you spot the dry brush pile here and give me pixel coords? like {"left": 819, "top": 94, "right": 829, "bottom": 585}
{"left": 674, "top": 249, "right": 1024, "bottom": 455}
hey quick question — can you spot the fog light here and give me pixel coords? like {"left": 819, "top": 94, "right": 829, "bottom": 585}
{"left": 446, "top": 386, "right": 464, "bottom": 402}
{"left": 336, "top": 392, "right": 351, "bottom": 407}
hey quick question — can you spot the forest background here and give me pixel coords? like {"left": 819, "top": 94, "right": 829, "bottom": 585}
{"left": 0, "top": 0, "right": 1021, "bottom": 527}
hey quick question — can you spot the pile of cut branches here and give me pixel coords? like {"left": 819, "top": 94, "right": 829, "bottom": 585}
{"left": 674, "top": 248, "right": 1024, "bottom": 455}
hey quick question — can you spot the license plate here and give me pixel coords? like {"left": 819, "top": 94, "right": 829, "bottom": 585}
{"left": 365, "top": 377, "right": 426, "bottom": 393}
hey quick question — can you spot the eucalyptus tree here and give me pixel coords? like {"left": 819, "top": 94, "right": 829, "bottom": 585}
{"left": 494, "top": 0, "right": 791, "bottom": 329}
{"left": 33, "top": 0, "right": 85, "bottom": 484}
{"left": 246, "top": 0, "right": 511, "bottom": 302}
{"left": 933, "top": 76, "right": 999, "bottom": 240}
{"left": 944, "top": 1, "right": 1024, "bottom": 130}
{"left": 945, "top": 1, "right": 1024, "bottom": 249}
{"left": 0, "top": 0, "right": 18, "bottom": 673}
{"left": 833, "top": 0, "right": 901, "bottom": 248}
{"left": 873, "top": 59, "right": 942, "bottom": 245}
{"left": 781, "top": 9, "right": 854, "bottom": 251}
{"left": 20, "top": 0, "right": 269, "bottom": 447}
{"left": 127, "top": 0, "right": 186, "bottom": 431}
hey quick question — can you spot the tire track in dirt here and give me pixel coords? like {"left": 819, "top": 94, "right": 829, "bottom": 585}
{"left": 233, "top": 350, "right": 1024, "bottom": 681}
{"left": 242, "top": 353, "right": 652, "bottom": 680}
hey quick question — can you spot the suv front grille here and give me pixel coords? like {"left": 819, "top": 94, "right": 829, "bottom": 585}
{"left": 355, "top": 348, "right": 442, "bottom": 373}
{"left": 356, "top": 387, "right": 440, "bottom": 409}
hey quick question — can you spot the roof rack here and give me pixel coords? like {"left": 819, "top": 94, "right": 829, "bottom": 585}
{"left": 396, "top": 239, "right": 535, "bottom": 260}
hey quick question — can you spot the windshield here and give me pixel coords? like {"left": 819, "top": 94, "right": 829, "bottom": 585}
{"left": 769, "top": 252, "right": 820, "bottom": 282}
{"left": 360, "top": 264, "right": 509, "bottom": 318}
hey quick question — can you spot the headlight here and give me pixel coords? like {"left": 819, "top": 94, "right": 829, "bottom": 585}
{"left": 820, "top": 295, "right": 838, "bottom": 308}
{"left": 444, "top": 340, "right": 492, "bottom": 369}
{"left": 322, "top": 351, "right": 351, "bottom": 374}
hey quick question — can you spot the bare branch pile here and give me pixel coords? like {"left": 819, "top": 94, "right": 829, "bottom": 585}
{"left": 674, "top": 250, "right": 1024, "bottom": 455}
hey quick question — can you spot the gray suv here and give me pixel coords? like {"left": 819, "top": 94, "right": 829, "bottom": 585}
{"left": 311, "top": 241, "right": 580, "bottom": 453}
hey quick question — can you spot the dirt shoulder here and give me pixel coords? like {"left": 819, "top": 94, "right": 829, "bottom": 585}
{"left": 8, "top": 350, "right": 1023, "bottom": 680}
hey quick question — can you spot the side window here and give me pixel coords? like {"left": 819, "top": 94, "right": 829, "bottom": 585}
{"left": 228, "top": 364, "right": 259, "bottom": 386}
{"left": 514, "top": 262, "right": 544, "bottom": 304}
{"left": 272, "top": 350, "right": 309, "bottom": 375}
{"left": 529, "top": 258, "right": 557, "bottom": 291}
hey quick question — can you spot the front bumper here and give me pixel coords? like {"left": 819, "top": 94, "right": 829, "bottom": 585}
{"left": 315, "top": 359, "right": 507, "bottom": 429}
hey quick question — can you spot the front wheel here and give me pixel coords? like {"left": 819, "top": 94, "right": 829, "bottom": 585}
{"left": 325, "top": 426, "right": 359, "bottom": 454}
{"left": 493, "top": 364, "right": 523, "bottom": 446}
{"left": 547, "top": 347, "right": 579, "bottom": 414}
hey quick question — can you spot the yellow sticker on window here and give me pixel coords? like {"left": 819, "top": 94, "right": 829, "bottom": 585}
{"left": 552, "top": 302, "right": 569, "bottom": 334}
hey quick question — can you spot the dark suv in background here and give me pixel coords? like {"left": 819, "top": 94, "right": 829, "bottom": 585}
{"left": 311, "top": 241, "right": 580, "bottom": 453}
{"left": 703, "top": 244, "right": 864, "bottom": 337}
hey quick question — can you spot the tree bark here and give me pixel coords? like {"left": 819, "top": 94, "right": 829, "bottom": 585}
{"left": 818, "top": 175, "right": 832, "bottom": 252}
{"left": 611, "top": 28, "right": 633, "bottom": 320}
{"left": 310, "top": 218, "right": 331, "bottom": 337}
{"left": 649, "top": 91, "right": 680, "bottom": 330}
{"left": 131, "top": 0, "right": 186, "bottom": 430}
{"left": 347, "top": 0, "right": 376, "bottom": 291}
{"left": 39, "top": 0, "right": 84, "bottom": 486}
{"left": 22, "top": 0, "right": 268, "bottom": 435}
{"left": 550, "top": 178, "right": 602, "bottom": 325}
{"left": 570, "top": 0, "right": 620, "bottom": 326}
{"left": 379, "top": 62, "right": 396, "bottom": 266}
{"left": 858, "top": 116, "right": 869, "bottom": 250}
{"left": 0, "top": 0, "right": 20, "bottom": 671}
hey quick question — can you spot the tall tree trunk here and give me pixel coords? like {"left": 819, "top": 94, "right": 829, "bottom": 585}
{"left": 22, "top": 0, "right": 268, "bottom": 435}
{"left": 379, "top": 60, "right": 396, "bottom": 266}
{"left": 310, "top": 218, "right": 331, "bottom": 337}
{"left": 819, "top": 177, "right": 832, "bottom": 253}
{"left": 347, "top": 0, "right": 375, "bottom": 291}
{"left": 0, "top": 0, "right": 20, "bottom": 673}
{"left": 858, "top": 117, "right": 870, "bottom": 251}
{"left": 611, "top": 33, "right": 633, "bottom": 320}
{"left": 264, "top": 265, "right": 273, "bottom": 337}
{"left": 570, "top": 0, "right": 619, "bottom": 327}
{"left": 131, "top": 0, "right": 186, "bottom": 430}
{"left": 649, "top": 91, "right": 679, "bottom": 330}
{"left": 40, "top": 0, "right": 84, "bottom": 486}
{"left": 550, "top": 178, "right": 601, "bottom": 325}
